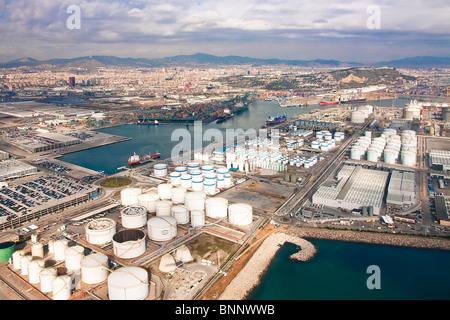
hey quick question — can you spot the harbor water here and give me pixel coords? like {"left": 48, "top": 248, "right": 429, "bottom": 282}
{"left": 247, "top": 239, "right": 450, "bottom": 300}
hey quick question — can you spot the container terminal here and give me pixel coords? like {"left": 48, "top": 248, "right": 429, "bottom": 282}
{"left": 0, "top": 98, "right": 449, "bottom": 300}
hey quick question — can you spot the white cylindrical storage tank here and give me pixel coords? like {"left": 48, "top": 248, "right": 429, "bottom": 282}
{"left": 108, "top": 267, "right": 149, "bottom": 300}
{"left": 138, "top": 193, "right": 158, "bottom": 213}
{"left": 191, "top": 210, "right": 205, "bottom": 228}
{"left": 351, "top": 110, "right": 366, "bottom": 124}
{"left": 228, "top": 203, "right": 253, "bottom": 226}
{"left": 175, "top": 166, "right": 187, "bottom": 175}
{"left": 205, "top": 198, "right": 228, "bottom": 219}
{"left": 147, "top": 217, "right": 177, "bottom": 242}
{"left": 53, "top": 239, "right": 69, "bottom": 261}
{"left": 217, "top": 177, "right": 225, "bottom": 189}
{"left": 65, "top": 246, "right": 85, "bottom": 272}
{"left": 155, "top": 200, "right": 172, "bottom": 217}
{"left": 52, "top": 275, "right": 71, "bottom": 300}
{"left": 184, "top": 192, "right": 206, "bottom": 211}
{"left": 20, "top": 255, "right": 33, "bottom": 276}
{"left": 203, "top": 181, "right": 216, "bottom": 195}
{"left": 121, "top": 205, "right": 148, "bottom": 229}
{"left": 120, "top": 187, "right": 142, "bottom": 206}
{"left": 85, "top": 218, "right": 117, "bottom": 245}
{"left": 224, "top": 174, "right": 232, "bottom": 186}
{"left": 201, "top": 165, "right": 214, "bottom": 175}
{"left": 112, "top": 230, "right": 146, "bottom": 259}
{"left": 180, "top": 174, "right": 192, "bottom": 189}
{"left": 171, "top": 188, "right": 186, "bottom": 204}
{"left": 187, "top": 162, "right": 200, "bottom": 173}
{"left": 384, "top": 151, "right": 397, "bottom": 164}
{"left": 191, "top": 178, "right": 203, "bottom": 191}
{"left": 367, "top": 149, "right": 378, "bottom": 162}
{"left": 40, "top": 268, "right": 57, "bottom": 293}
{"left": 190, "top": 169, "right": 202, "bottom": 179}
{"left": 157, "top": 183, "right": 172, "bottom": 200}
{"left": 81, "top": 253, "right": 109, "bottom": 285}
{"left": 320, "top": 143, "right": 329, "bottom": 151}
{"left": 350, "top": 147, "right": 362, "bottom": 160}
{"left": 171, "top": 205, "right": 190, "bottom": 224}
{"left": 28, "top": 259, "right": 45, "bottom": 284}
{"left": 12, "top": 250, "right": 25, "bottom": 270}
{"left": 311, "top": 141, "right": 320, "bottom": 149}
{"left": 401, "top": 151, "right": 416, "bottom": 166}
{"left": 31, "top": 243, "right": 44, "bottom": 259}
{"left": 153, "top": 163, "right": 168, "bottom": 177}
{"left": 169, "top": 172, "right": 181, "bottom": 186}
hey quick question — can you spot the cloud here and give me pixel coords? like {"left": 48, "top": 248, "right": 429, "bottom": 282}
{"left": 0, "top": 0, "right": 449, "bottom": 62}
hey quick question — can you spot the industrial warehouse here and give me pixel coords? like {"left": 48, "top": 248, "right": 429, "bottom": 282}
{"left": 312, "top": 164, "right": 389, "bottom": 215}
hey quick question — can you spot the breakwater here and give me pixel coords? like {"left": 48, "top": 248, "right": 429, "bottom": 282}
{"left": 218, "top": 232, "right": 316, "bottom": 300}
{"left": 284, "top": 226, "right": 450, "bottom": 251}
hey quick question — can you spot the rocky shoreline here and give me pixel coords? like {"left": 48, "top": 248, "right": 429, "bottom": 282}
{"left": 284, "top": 226, "right": 450, "bottom": 251}
{"left": 218, "top": 232, "right": 316, "bottom": 300}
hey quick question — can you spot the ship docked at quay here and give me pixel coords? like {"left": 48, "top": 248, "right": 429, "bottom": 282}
{"left": 319, "top": 94, "right": 367, "bottom": 105}
{"left": 266, "top": 114, "right": 287, "bottom": 126}
{"left": 128, "top": 152, "right": 160, "bottom": 166}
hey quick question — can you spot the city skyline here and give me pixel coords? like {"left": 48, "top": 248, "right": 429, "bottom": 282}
{"left": 1, "top": 0, "right": 450, "bottom": 64}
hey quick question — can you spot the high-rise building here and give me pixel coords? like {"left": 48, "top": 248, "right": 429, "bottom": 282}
{"left": 69, "top": 77, "right": 76, "bottom": 87}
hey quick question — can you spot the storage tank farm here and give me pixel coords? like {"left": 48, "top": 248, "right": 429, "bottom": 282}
{"left": 349, "top": 128, "right": 417, "bottom": 167}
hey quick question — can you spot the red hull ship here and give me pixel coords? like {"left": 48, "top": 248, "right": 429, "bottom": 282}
{"left": 128, "top": 152, "right": 160, "bottom": 166}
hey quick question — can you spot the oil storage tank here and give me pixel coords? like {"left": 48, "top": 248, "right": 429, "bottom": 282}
{"left": 228, "top": 203, "right": 253, "bottom": 226}
{"left": 81, "top": 253, "right": 109, "bottom": 285}
{"left": 121, "top": 205, "right": 148, "bottom": 229}
{"left": 53, "top": 239, "right": 69, "bottom": 261}
{"left": 12, "top": 250, "right": 24, "bottom": 270}
{"left": 205, "top": 198, "right": 228, "bottom": 219}
{"left": 147, "top": 217, "right": 177, "bottom": 242}
{"left": 0, "top": 242, "right": 15, "bottom": 263}
{"left": 40, "top": 268, "right": 57, "bottom": 293}
{"left": 112, "top": 230, "right": 146, "bottom": 259}
{"left": 157, "top": 183, "right": 172, "bottom": 200}
{"left": 191, "top": 210, "right": 205, "bottom": 228}
{"left": 65, "top": 246, "right": 85, "bottom": 272}
{"left": 120, "top": 188, "right": 142, "bottom": 206}
{"left": 184, "top": 192, "right": 206, "bottom": 211}
{"left": 52, "top": 275, "right": 71, "bottom": 300}
{"left": 138, "top": 193, "right": 159, "bottom": 213}
{"left": 108, "top": 267, "right": 149, "bottom": 300}
{"left": 155, "top": 200, "right": 172, "bottom": 217}
{"left": 85, "top": 218, "right": 117, "bottom": 245}
{"left": 171, "top": 205, "right": 190, "bottom": 224}
{"left": 28, "top": 260, "right": 45, "bottom": 284}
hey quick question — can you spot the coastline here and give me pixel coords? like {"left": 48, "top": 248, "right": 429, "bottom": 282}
{"left": 218, "top": 231, "right": 317, "bottom": 300}
{"left": 214, "top": 225, "right": 449, "bottom": 300}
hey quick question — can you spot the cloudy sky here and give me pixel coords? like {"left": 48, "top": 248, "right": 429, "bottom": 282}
{"left": 0, "top": 0, "right": 449, "bottom": 63}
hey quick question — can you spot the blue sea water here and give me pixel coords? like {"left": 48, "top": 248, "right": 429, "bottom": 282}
{"left": 247, "top": 239, "right": 450, "bottom": 300}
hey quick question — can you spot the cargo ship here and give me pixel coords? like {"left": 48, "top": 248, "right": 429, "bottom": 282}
{"left": 266, "top": 115, "right": 287, "bottom": 126}
{"left": 216, "top": 113, "right": 234, "bottom": 123}
{"left": 319, "top": 95, "right": 340, "bottom": 106}
{"left": 340, "top": 98, "right": 367, "bottom": 104}
{"left": 232, "top": 102, "right": 249, "bottom": 114}
{"left": 340, "top": 94, "right": 367, "bottom": 104}
{"left": 128, "top": 151, "right": 160, "bottom": 166}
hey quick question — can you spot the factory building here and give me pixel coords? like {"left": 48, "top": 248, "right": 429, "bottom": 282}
{"left": 312, "top": 164, "right": 389, "bottom": 215}
{"left": 0, "top": 150, "right": 10, "bottom": 161}
{"left": 10, "top": 133, "right": 81, "bottom": 153}
{"left": 0, "top": 160, "right": 38, "bottom": 181}
{"left": 429, "top": 149, "right": 450, "bottom": 171}
{"left": 386, "top": 170, "right": 416, "bottom": 208}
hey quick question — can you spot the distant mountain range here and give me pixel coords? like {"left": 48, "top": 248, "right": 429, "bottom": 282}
{"left": 0, "top": 53, "right": 449, "bottom": 69}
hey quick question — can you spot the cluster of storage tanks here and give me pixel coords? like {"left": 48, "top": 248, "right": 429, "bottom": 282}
{"left": 311, "top": 130, "right": 345, "bottom": 152}
{"left": 350, "top": 129, "right": 417, "bottom": 166}
{"left": 10, "top": 239, "right": 150, "bottom": 300}
{"left": 120, "top": 184, "right": 254, "bottom": 238}
{"left": 154, "top": 162, "right": 233, "bottom": 195}
{"left": 351, "top": 105, "right": 374, "bottom": 124}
